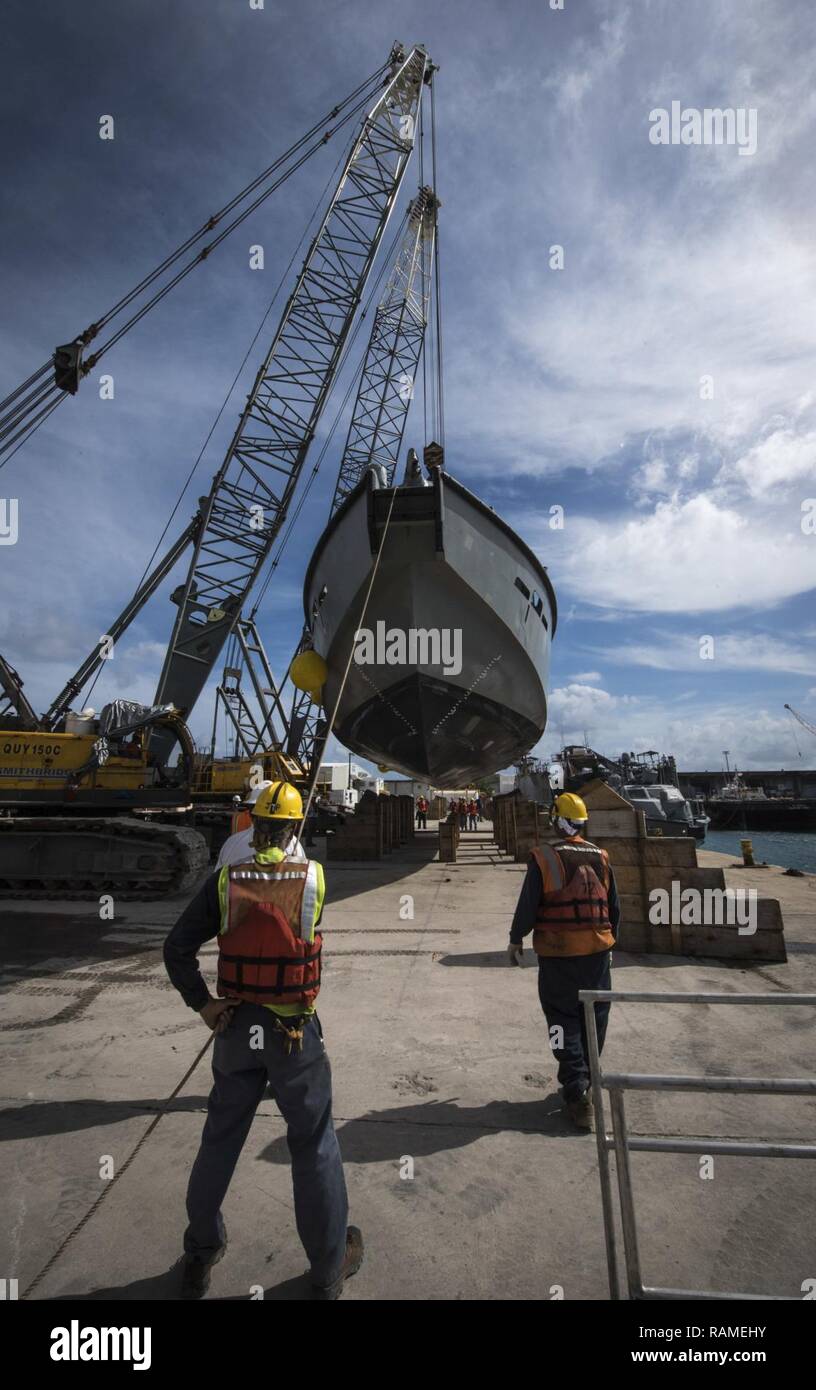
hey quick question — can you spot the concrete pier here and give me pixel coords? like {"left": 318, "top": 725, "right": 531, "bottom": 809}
{"left": 1, "top": 829, "right": 814, "bottom": 1301}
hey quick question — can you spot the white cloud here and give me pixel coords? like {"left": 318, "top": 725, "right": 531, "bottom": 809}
{"left": 548, "top": 682, "right": 622, "bottom": 731}
{"left": 729, "top": 426, "right": 816, "bottom": 498}
{"left": 594, "top": 631, "right": 816, "bottom": 676}
{"left": 545, "top": 6, "right": 630, "bottom": 111}
{"left": 570, "top": 670, "right": 602, "bottom": 683}
{"left": 539, "top": 493, "right": 816, "bottom": 612}
{"left": 540, "top": 684, "right": 804, "bottom": 770}
{"left": 438, "top": 3, "right": 816, "bottom": 482}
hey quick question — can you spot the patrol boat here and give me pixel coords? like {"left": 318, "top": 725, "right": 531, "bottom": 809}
{"left": 302, "top": 461, "right": 557, "bottom": 786}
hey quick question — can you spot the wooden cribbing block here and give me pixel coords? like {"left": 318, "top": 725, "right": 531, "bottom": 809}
{"left": 615, "top": 921, "right": 788, "bottom": 959}
{"left": 514, "top": 800, "right": 540, "bottom": 861}
{"left": 328, "top": 793, "right": 384, "bottom": 861}
{"left": 582, "top": 808, "right": 639, "bottom": 838}
{"left": 612, "top": 865, "right": 727, "bottom": 896}
{"left": 578, "top": 778, "right": 788, "bottom": 961}
{"left": 591, "top": 836, "right": 699, "bottom": 869}
{"left": 439, "top": 820, "right": 457, "bottom": 863}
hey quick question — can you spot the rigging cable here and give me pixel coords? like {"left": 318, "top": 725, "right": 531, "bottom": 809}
{"left": 78, "top": 134, "right": 365, "bottom": 711}
{"left": 298, "top": 485, "right": 400, "bottom": 828}
{"left": 247, "top": 208, "right": 411, "bottom": 618}
{"left": 0, "top": 61, "right": 391, "bottom": 468}
{"left": 418, "top": 89, "right": 428, "bottom": 446}
{"left": 83, "top": 205, "right": 409, "bottom": 715}
{"left": 430, "top": 74, "right": 445, "bottom": 449}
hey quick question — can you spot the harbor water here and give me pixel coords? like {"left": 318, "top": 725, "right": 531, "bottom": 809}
{"left": 703, "top": 829, "right": 816, "bottom": 874}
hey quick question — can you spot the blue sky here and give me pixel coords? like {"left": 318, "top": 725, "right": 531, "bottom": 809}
{"left": 2, "top": 0, "right": 815, "bottom": 773}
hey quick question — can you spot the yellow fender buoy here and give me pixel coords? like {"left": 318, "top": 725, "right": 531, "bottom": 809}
{"left": 290, "top": 649, "right": 328, "bottom": 697}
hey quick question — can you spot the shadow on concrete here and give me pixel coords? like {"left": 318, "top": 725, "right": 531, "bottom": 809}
{"left": 49, "top": 1264, "right": 184, "bottom": 1301}
{"left": 435, "top": 950, "right": 514, "bottom": 968}
{"left": 320, "top": 838, "right": 442, "bottom": 907}
{"left": 437, "top": 948, "right": 771, "bottom": 971}
{"left": 258, "top": 1093, "right": 587, "bottom": 1167}
{"left": 610, "top": 951, "right": 758, "bottom": 971}
{"left": 0, "top": 1096, "right": 211, "bottom": 1142}
{"left": 216, "top": 1274, "right": 312, "bottom": 1301}
{"left": 0, "top": 836, "right": 443, "bottom": 983}
{"left": 4, "top": 1090, "right": 588, "bottom": 1156}
{"left": 49, "top": 1264, "right": 312, "bottom": 1301}
{"left": 0, "top": 912, "right": 172, "bottom": 985}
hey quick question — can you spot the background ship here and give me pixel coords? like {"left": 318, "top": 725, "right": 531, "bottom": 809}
{"left": 516, "top": 746, "right": 709, "bottom": 840}
{"left": 303, "top": 465, "right": 557, "bottom": 786}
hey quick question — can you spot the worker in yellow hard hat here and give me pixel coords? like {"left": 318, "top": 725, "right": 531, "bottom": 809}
{"left": 507, "top": 789, "right": 620, "bottom": 1131}
{"left": 217, "top": 778, "right": 307, "bottom": 868}
{"left": 164, "top": 780, "right": 363, "bottom": 1300}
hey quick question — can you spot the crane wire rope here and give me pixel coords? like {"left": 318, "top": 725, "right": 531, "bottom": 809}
{"left": 21, "top": 1026, "right": 216, "bottom": 1300}
{"left": 215, "top": 206, "right": 412, "bottom": 748}
{"left": 248, "top": 209, "right": 410, "bottom": 617}
{"left": 0, "top": 61, "right": 390, "bottom": 468}
{"left": 430, "top": 75, "right": 445, "bottom": 449}
{"left": 0, "top": 87, "right": 373, "bottom": 466}
{"left": 297, "top": 484, "right": 400, "bottom": 831}
{"left": 81, "top": 200, "right": 407, "bottom": 716}
{"left": 418, "top": 88, "right": 428, "bottom": 446}
{"left": 77, "top": 138, "right": 387, "bottom": 713}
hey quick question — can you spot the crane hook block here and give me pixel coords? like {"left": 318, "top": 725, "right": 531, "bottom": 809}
{"left": 53, "top": 340, "right": 83, "bottom": 395}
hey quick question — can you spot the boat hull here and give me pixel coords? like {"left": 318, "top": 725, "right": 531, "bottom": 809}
{"left": 302, "top": 471, "right": 556, "bottom": 786}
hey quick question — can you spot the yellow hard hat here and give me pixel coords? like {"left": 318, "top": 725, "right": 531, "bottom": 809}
{"left": 252, "top": 781, "right": 303, "bottom": 820}
{"left": 554, "top": 791, "right": 588, "bottom": 822}
{"left": 290, "top": 649, "right": 328, "bottom": 695}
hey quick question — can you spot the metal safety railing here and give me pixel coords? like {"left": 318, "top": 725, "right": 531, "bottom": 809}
{"left": 578, "top": 990, "right": 816, "bottom": 1301}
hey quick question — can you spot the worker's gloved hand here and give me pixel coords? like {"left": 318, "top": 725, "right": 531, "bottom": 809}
{"left": 507, "top": 942, "right": 524, "bottom": 967}
{"left": 199, "top": 998, "right": 237, "bottom": 1033}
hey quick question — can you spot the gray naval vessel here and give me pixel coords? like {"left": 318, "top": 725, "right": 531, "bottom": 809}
{"left": 302, "top": 457, "right": 557, "bottom": 786}
{"left": 518, "top": 746, "right": 709, "bottom": 841}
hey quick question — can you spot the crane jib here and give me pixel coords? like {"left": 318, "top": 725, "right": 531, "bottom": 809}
{"left": 151, "top": 45, "right": 431, "bottom": 757}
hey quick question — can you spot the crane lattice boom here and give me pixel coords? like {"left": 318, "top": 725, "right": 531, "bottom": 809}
{"left": 152, "top": 44, "right": 430, "bottom": 746}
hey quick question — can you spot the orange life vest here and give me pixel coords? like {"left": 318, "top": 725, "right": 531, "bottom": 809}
{"left": 218, "top": 856, "right": 322, "bottom": 1007}
{"left": 531, "top": 840, "right": 615, "bottom": 958}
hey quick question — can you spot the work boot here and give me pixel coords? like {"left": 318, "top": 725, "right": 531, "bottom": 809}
{"left": 564, "top": 1090, "right": 594, "bottom": 1132}
{"left": 180, "top": 1235, "right": 228, "bottom": 1300}
{"left": 311, "top": 1226, "right": 364, "bottom": 1301}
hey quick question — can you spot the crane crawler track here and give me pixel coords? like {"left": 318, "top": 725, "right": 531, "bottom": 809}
{"left": 0, "top": 817, "right": 210, "bottom": 900}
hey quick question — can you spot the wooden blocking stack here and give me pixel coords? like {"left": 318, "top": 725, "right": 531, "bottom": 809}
{"left": 514, "top": 799, "right": 541, "bottom": 862}
{"left": 492, "top": 791, "right": 519, "bottom": 857}
{"left": 580, "top": 779, "right": 787, "bottom": 962}
{"left": 327, "top": 791, "right": 384, "bottom": 861}
{"left": 379, "top": 793, "right": 397, "bottom": 852}
{"left": 439, "top": 812, "right": 459, "bottom": 862}
{"left": 397, "top": 795, "right": 415, "bottom": 842}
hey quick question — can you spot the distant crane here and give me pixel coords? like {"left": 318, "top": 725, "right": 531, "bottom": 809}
{"left": 784, "top": 703, "right": 816, "bottom": 755}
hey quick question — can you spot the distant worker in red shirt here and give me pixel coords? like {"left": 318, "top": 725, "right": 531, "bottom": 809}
{"left": 507, "top": 792, "right": 620, "bottom": 1131}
